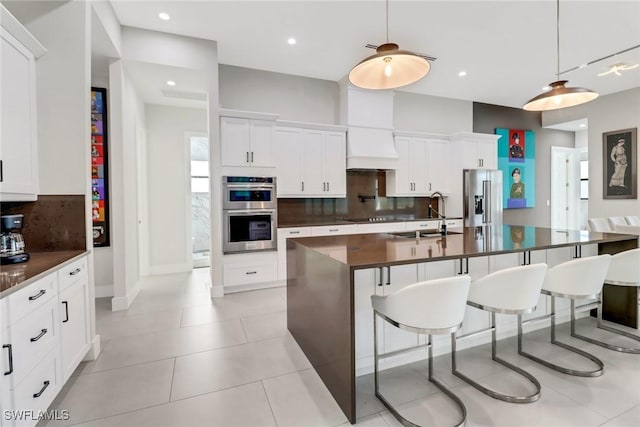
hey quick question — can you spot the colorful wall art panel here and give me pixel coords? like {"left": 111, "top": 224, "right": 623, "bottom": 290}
{"left": 496, "top": 128, "right": 536, "bottom": 209}
{"left": 91, "top": 87, "right": 110, "bottom": 247}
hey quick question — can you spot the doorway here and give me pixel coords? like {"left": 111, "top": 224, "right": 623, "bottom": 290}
{"left": 551, "top": 146, "right": 581, "bottom": 230}
{"left": 189, "top": 134, "right": 210, "bottom": 268}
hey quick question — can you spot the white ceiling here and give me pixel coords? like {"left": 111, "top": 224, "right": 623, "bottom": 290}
{"left": 109, "top": 0, "right": 640, "bottom": 111}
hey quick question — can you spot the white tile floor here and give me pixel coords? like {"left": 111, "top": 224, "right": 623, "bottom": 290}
{"left": 42, "top": 269, "right": 640, "bottom": 426}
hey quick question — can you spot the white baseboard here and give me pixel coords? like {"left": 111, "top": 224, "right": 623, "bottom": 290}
{"left": 94, "top": 284, "right": 114, "bottom": 298}
{"left": 148, "top": 262, "right": 192, "bottom": 275}
{"left": 224, "top": 280, "right": 283, "bottom": 294}
{"left": 111, "top": 281, "right": 141, "bottom": 311}
{"left": 83, "top": 334, "right": 102, "bottom": 361}
{"left": 211, "top": 285, "right": 224, "bottom": 298}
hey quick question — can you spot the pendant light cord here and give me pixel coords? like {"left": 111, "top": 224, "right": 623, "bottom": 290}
{"left": 386, "top": 0, "right": 389, "bottom": 43}
{"left": 556, "top": 0, "right": 560, "bottom": 80}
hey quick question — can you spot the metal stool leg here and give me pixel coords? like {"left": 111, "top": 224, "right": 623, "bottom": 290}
{"left": 518, "top": 297, "right": 604, "bottom": 377}
{"left": 374, "top": 313, "right": 467, "bottom": 427}
{"left": 452, "top": 312, "right": 540, "bottom": 403}
{"left": 570, "top": 297, "right": 640, "bottom": 354}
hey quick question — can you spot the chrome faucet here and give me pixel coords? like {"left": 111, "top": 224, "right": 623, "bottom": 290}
{"left": 429, "top": 191, "right": 447, "bottom": 235}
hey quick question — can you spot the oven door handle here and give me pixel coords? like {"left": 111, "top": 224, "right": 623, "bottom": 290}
{"left": 225, "top": 210, "right": 275, "bottom": 215}
{"left": 225, "top": 184, "right": 274, "bottom": 190}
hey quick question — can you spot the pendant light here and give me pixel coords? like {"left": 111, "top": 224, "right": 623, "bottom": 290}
{"left": 348, "top": 0, "right": 431, "bottom": 90}
{"left": 523, "top": 0, "right": 598, "bottom": 111}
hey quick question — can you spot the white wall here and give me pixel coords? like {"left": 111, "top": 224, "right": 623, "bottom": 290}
{"left": 21, "top": 0, "right": 101, "bottom": 356}
{"left": 219, "top": 64, "right": 339, "bottom": 124}
{"left": 394, "top": 91, "right": 472, "bottom": 133}
{"left": 108, "top": 59, "right": 145, "bottom": 310}
{"left": 145, "top": 104, "right": 207, "bottom": 274}
{"left": 543, "top": 88, "right": 640, "bottom": 219}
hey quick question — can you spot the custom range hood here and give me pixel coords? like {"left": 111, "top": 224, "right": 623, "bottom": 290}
{"left": 340, "top": 84, "right": 398, "bottom": 170}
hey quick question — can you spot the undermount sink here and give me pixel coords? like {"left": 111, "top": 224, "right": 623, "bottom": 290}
{"left": 391, "top": 231, "right": 462, "bottom": 238}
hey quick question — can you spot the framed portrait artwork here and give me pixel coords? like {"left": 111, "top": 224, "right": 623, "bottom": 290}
{"left": 91, "top": 87, "right": 111, "bottom": 246}
{"left": 603, "top": 128, "right": 637, "bottom": 200}
{"left": 495, "top": 128, "right": 536, "bottom": 209}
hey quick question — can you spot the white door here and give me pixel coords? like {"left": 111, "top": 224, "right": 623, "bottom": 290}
{"left": 427, "top": 139, "right": 450, "bottom": 194}
{"left": 274, "top": 127, "right": 303, "bottom": 196}
{"left": 59, "top": 279, "right": 89, "bottom": 382}
{"left": 323, "top": 131, "right": 346, "bottom": 196}
{"left": 393, "top": 137, "right": 411, "bottom": 194}
{"left": 409, "top": 138, "right": 428, "bottom": 194}
{"left": 302, "top": 130, "right": 324, "bottom": 195}
{"left": 248, "top": 120, "right": 274, "bottom": 167}
{"left": 220, "top": 117, "right": 250, "bottom": 166}
{"left": 551, "top": 147, "right": 581, "bottom": 230}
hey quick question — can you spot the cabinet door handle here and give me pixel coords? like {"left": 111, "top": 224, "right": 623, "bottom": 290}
{"left": 385, "top": 266, "right": 391, "bottom": 285}
{"left": 28, "top": 290, "right": 46, "bottom": 301}
{"left": 377, "top": 267, "right": 383, "bottom": 287}
{"left": 246, "top": 152, "right": 250, "bottom": 163}
{"left": 251, "top": 152, "right": 254, "bottom": 163}
{"left": 33, "top": 380, "right": 50, "bottom": 398}
{"left": 327, "top": 182, "right": 330, "bottom": 192}
{"left": 246, "top": 271, "right": 257, "bottom": 275}
{"left": 301, "top": 182, "right": 304, "bottom": 192}
{"left": 62, "top": 301, "right": 69, "bottom": 323}
{"left": 2, "top": 344, "right": 13, "bottom": 375}
{"left": 69, "top": 267, "right": 81, "bottom": 276}
{"left": 0, "top": 160, "right": 3, "bottom": 182}
{"left": 30, "top": 329, "right": 48, "bottom": 342}
{"left": 329, "top": 228, "right": 338, "bottom": 232}
{"left": 290, "top": 231, "right": 300, "bottom": 235}
{"left": 429, "top": 183, "right": 432, "bottom": 191}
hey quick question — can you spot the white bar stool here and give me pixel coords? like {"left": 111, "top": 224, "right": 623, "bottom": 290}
{"left": 372, "top": 275, "right": 471, "bottom": 427}
{"left": 452, "top": 264, "right": 547, "bottom": 403}
{"left": 518, "top": 255, "right": 611, "bottom": 377}
{"left": 571, "top": 248, "right": 640, "bottom": 353}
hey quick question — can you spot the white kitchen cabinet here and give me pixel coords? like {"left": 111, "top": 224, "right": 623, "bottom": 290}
{"left": 354, "top": 264, "right": 422, "bottom": 374}
{"left": 387, "top": 132, "right": 452, "bottom": 197}
{"left": 58, "top": 274, "right": 89, "bottom": 382}
{"left": 223, "top": 251, "right": 279, "bottom": 292}
{"left": 274, "top": 125, "right": 346, "bottom": 197}
{"left": 386, "top": 136, "right": 428, "bottom": 196}
{"left": 310, "top": 224, "right": 357, "bottom": 236}
{"left": 356, "top": 222, "right": 406, "bottom": 234}
{"left": 451, "top": 132, "right": 498, "bottom": 170}
{"left": 276, "top": 227, "right": 311, "bottom": 281}
{"left": 0, "top": 7, "right": 46, "bottom": 202}
{"left": 220, "top": 116, "right": 276, "bottom": 168}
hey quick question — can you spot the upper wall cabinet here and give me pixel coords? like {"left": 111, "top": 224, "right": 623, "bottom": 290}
{"left": 386, "top": 132, "right": 451, "bottom": 196}
{"left": 450, "top": 132, "right": 499, "bottom": 170}
{"left": 0, "top": 6, "right": 46, "bottom": 202}
{"left": 219, "top": 110, "right": 279, "bottom": 168}
{"left": 274, "top": 122, "right": 347, "bottom": 198}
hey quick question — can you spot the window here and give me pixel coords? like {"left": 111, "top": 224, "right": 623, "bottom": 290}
{"left": 580, "top": 160, "right": 589, "bottom": 200}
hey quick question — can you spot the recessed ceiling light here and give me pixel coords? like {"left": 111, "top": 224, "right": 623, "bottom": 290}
{"left": 458, "top": 71, "right": 467, "bottom": 77}
{"left": 287, "top": 38, "right": 296, "bottom": 45}
{"left": 166, "top": 80, "right": 176, "bottom": 86}
{"left": 158, "top": 12, "right": 170, "bottom": 21}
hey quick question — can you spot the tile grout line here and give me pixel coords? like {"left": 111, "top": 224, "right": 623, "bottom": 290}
{"left": 260, "top": 380, "right": 280, "bottom": 427}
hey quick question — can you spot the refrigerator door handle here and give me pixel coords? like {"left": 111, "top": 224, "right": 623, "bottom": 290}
{"left": 483, "top": 180, "right": 491, "bottom": 224}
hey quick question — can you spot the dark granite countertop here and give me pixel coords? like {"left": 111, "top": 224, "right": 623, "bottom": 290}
{"left": 278, "top": 216, "right": 463, "bottom": 227}
{"left": 288, "top": 225, "right": 637, "bottom": 268}
{"left": 1, "top": 250, "right": 88, "bottom": 298}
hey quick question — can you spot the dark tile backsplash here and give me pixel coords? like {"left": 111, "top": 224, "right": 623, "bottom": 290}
{"left": 278, "top": 170, "right": 438, "bottom": 226}
{"left": 1, "top": 195, "right": 87, "bottom": 251}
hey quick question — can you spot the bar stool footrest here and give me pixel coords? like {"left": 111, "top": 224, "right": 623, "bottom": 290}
{"left": 518, "top": 339, "right": 604, "bottom": 377}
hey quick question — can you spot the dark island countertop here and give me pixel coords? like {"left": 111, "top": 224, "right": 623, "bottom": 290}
{"left": 289, "top": 225, "right": 638, "bottom": 268}
{"left": 0, "top": 250, "right": 88, "bottom": 298}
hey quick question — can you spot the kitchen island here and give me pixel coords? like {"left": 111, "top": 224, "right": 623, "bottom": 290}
{"left": 286, "top": 225, "right": 638, "bottom": 424}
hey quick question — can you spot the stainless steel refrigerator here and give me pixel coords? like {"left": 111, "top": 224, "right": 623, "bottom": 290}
{"left": 463, "top": 169, "right": 503, "bottom": 227}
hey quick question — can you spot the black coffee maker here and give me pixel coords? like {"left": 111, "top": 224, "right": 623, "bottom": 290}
{"left": 0, "top": 214, "right": 30, "bottom": 265}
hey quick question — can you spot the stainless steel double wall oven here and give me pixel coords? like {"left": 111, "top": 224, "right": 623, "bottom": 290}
{"left": 222, "top": 176, "right": 277, "bottom": 253}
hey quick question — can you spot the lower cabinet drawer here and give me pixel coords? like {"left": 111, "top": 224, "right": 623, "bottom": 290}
{"left": 8, "top": 274, "right": 57, "bottom": 324}
{"left": 9, "top": 299, "right": 58, "bottom": 384}
{"left": 223, "top": 263, "right": 278, "bottom": 286}
{"left": 12, "top": 349, "right": 61, "bottom": 427}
